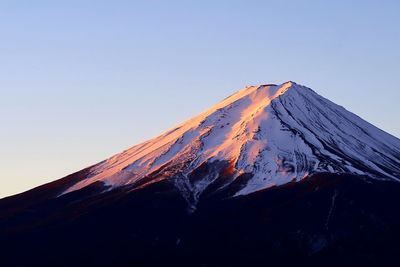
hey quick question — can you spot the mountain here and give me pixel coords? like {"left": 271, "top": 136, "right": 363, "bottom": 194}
{"left": 1, "top": 81, "right": 400, "bottom": 266}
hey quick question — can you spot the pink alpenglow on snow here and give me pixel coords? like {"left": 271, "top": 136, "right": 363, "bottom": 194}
{"left": 63, "top": 82, "right": 400, "bottom": 207}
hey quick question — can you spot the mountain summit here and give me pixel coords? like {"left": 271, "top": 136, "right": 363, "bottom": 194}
{"left": 1, "top": 82, "right": 400, "bottom": 266}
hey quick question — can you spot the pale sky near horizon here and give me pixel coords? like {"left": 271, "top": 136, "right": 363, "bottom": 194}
{"left": 1, "top": 0, "right": 399, "bottom": 198}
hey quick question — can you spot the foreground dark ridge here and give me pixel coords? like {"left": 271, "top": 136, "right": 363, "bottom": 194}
{"left": 1, "top": 173, "right": 400, "bottom": 266}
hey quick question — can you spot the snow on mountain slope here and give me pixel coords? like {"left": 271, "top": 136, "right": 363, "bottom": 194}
{"left": 62, "top": 82, "right": 400, "bottom": 200}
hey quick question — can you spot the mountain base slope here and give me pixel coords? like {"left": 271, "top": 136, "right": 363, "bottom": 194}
{"left": 1, "top": 173, "right": 400, "bottom": 266}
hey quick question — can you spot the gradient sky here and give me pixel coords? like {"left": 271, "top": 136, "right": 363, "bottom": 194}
{"left": 1, "top": 0, "right": 399, "bottom": 198}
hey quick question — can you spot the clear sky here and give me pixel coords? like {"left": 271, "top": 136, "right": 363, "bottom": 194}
{"left": 1, "top": 0, "right": 399, "bottom": 198}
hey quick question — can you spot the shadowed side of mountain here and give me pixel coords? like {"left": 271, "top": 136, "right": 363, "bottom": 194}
{"left": 1, "top": 172, "right": 400, "bottom": 266}
{"left": 0, "top": 166, "right": 98, "bottom": 217}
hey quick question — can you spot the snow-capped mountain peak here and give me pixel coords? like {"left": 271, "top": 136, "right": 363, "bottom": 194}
{"left": 4, "top": 81, "right": 400, "bottom": 267}
{"left": 62, "top": 82, "right": 400, "bottom": 204}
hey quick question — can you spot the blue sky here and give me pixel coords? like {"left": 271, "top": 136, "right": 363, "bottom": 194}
{"left": 1, "top": 0, "right": 399, "bottom": 197}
